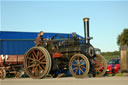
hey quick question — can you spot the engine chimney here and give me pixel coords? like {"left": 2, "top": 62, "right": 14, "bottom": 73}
{"left": 83, "top": 18, "right": 92, "bottom": 44}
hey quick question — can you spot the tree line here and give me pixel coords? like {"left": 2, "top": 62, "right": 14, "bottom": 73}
{"left": 101, "top": 51, "right": 120, "bottom": 61}
{"left": 101, "top": 28, "right": 128, "bottom": 62}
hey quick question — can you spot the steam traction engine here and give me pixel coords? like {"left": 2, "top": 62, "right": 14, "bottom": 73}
{"left": 24, "top": 18, "right": 107, "bottom": 79}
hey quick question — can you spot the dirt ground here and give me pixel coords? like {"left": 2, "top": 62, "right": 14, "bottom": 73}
{"left": 0, "top": 76, "right": 128, "bottom": 85}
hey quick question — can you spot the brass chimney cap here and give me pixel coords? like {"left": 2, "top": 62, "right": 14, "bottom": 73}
{"left": 83, "top": 18, "right": 89, "bottom": 21}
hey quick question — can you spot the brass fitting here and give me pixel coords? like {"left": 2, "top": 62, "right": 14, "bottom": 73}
{"left": 83, "top": 18, "right": 89, "bottom": 21}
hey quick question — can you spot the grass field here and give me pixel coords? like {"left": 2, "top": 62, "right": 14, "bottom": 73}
{"left": 105, "top": 73, "right": 128, "bottom": 77}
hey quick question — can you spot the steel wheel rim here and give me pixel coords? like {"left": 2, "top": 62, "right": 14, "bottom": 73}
{"left": 95, "top": 54, "right": 107, "bottom": 77}
{"left": 69, "top": 54, "right": 89, "bottom": 78}
{"left": 24, "top": 47, "right": 51, "bottom": 79}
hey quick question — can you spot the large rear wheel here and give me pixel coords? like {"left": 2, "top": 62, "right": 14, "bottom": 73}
{"left": 69, "top": 54, "right": 90, "bottom": 78}
{"left": 24, "top": 47, "right": 51, "bottom": 79}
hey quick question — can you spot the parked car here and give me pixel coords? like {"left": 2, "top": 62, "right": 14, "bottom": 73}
{"left": 106, "top": 58, "right": 120, "bottom": 76}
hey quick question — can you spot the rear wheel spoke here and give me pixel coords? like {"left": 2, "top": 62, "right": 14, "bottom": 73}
{"left": 32, "top": 67, "right": 35, "bottom": 74}
{"left": 36, "top": 66, "right": 38, "bottom": 73}
{"left": 28, "top": 64, "right": 36, "bottom": 68}
{"left": 41, "top": 64, "right": 46, "bottom": 70}
{"left": 33, "top": 50, "right": 38, "bottom": 59}
{"left": 39, "top": 65, "right": 44, "bottom": 71}
{"left": 29, "top": 61, "right": 33, "bottom": 63}
{"left": 37, "top": 50, "right": 40, "bottom": 59}
{"left": 39, "top": 55, "right": 45, "bottom": 61}
{"left": 27, "top": 57, "right": 34, "bottom": 61}
{"left": 40, "top": 62, "right": 46, "bottom": 64}
{"left": 32, "top": 53, "right": 35, "bottom": 59}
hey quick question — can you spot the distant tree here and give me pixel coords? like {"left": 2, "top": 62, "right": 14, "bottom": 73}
{"left": 101, "top": 51, "right": 120, "bottom": 56}
{"left": 117, "top": 28, "right": 128, "bottom": 46}
{"left": 101, "top": 51, "right": 120, "bottom": 61}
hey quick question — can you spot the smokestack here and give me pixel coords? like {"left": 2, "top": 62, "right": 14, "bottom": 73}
{"left": 83, "top": 18, "right": 92, "bottom": 44}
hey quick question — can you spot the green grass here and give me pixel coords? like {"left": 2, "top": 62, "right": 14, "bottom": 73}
{"left": 115, "top": 73, "right": 124, "bottom": 76}
{"left": 106, "top": 73, "right": 124, "bottom": 77}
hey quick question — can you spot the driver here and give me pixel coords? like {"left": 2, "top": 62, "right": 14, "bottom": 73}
{"left": 34, "top": 31, "right": 44, "bottom": 46}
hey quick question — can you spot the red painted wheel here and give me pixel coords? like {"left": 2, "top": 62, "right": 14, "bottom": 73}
{"left": 95, "top": 54, "right": 107, "bottom": 77}
{"left": 24, "top": 47, "right": 51, "bottom": 79}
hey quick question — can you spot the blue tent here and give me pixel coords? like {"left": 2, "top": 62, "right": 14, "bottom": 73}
{"left": 0, "top": 31, "right": 83, "bottom": 55}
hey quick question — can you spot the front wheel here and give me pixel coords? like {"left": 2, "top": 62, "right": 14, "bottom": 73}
{"left": 69, "top": 54, "right": 90, "bottom": 78}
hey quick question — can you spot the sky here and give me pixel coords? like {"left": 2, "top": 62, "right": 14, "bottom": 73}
{"left": 0, "top": 0, "right": 128, "bottom": 52}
